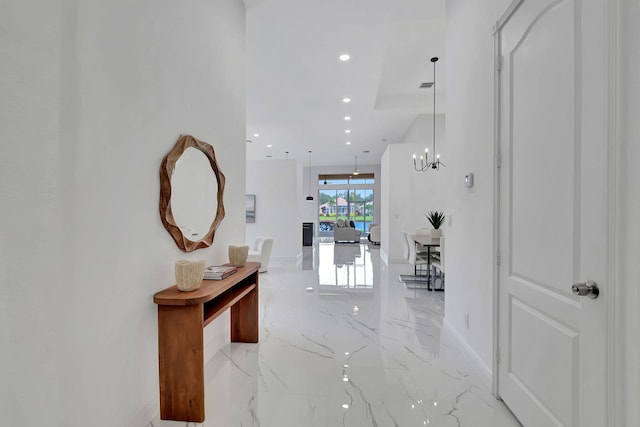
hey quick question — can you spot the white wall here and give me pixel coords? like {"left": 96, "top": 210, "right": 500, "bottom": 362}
{"left": 0, "top": 1, "right": 246, "bottom": 426}
{"left": 380, "top": 114, "right": 449, "bottom": 263}
{"left": 380, "top": 148, "right": 391, "bottom": 262}
{"left": 246, "top": 159, "right": 302, "bottom": 260}
{"left": 444, "top": 0, "right": 511, "bottom": 374}
{"left": 0, "top": 2, "right": 67, "bottom": 424}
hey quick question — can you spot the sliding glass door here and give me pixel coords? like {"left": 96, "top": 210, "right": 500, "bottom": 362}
{"left": 318, "top": 176, "right": 374, "bottom": 236}
{"left": 348, "top": 188, "right": 374, "bottom": 232}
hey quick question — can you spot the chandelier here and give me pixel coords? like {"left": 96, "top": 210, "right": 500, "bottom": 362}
{"left": 414, "top": 57, "right": 445, "bottom": 171}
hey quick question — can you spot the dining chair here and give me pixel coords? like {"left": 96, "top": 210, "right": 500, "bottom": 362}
{"left": 400, "top": 230, "right": 410, "bottom": 262}
{"left": 429, "top": 236, "right": 445, "bottom": 290}
{"left": 399, "top": 231, "right": 432, "bottom": 288}
{"left": 404, "top": 231, "right": 430, "bottom": 276}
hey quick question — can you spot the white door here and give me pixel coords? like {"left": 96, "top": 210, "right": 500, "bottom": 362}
{"left": 497, "top": 0, "right": 610, "bottom": 426}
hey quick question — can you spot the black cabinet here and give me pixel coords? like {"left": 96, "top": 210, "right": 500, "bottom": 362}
{"left": 302, "top": 222, "right": 314, "bottom": 246}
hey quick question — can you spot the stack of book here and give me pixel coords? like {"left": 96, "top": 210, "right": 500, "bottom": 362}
{"left": 203, "top": 265, "right": 237, "bottom": 280}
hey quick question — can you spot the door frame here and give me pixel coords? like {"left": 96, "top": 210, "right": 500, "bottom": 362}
{"left": 491, "top": 0, "right": 623, "bottom": 425}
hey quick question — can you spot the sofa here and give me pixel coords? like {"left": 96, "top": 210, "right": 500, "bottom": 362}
{"left": 333, "top": 219, "right": 361, "bottom": 243}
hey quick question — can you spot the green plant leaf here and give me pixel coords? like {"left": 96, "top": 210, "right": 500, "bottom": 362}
{"left": 425, "top": 210, "right": 445, "bottom": 229}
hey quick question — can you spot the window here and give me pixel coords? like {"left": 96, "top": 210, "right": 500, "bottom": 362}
{"left": 318, "top": 174, "right": 374, "bottom": 235}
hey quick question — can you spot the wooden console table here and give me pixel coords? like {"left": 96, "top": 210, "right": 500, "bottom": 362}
{"left": 153, "top": 262, "right": 260, "bottom": 422}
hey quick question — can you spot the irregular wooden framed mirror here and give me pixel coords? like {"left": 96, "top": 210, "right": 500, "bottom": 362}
{"left": 159, "top": 135, "right": 226, "bottom": 252}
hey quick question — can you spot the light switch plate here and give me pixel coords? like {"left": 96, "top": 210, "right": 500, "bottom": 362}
{"left": 464, "top": 173, "right": 474, "bottom": 188}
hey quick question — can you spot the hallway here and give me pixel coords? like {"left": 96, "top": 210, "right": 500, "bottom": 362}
{"left": 158, "top": 241, "right": 521, "bottom": 426}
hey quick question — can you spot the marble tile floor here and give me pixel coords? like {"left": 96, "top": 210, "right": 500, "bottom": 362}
{"left": 155, "top": 241, "right": 521, "bottom": 427}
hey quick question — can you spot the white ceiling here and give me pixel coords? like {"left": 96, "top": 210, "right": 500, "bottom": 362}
{"left": 245, "top": 0, "right": 446, "bottom": 167}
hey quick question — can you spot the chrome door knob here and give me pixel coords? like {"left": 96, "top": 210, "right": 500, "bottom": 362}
{"left": 571, "top": 280, "right": 600, "bottom": 299}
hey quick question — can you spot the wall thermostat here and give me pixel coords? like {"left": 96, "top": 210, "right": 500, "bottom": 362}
{"left": 464, "top": 173, "right": 474, "bottom": 188}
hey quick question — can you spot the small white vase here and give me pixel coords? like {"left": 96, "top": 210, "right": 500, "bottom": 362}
{"left": 431, "top": 229, "right": 443, "bottom": 238}
{"left": 175, "top": 260, "right": 205, "bottom": 292}
{"left": 228, "top": 245, "right": 249, "bottom": 267}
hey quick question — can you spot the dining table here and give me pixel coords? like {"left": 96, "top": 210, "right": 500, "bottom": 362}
{"left": 411, "top": 234, "right": 442, "bottom": 291}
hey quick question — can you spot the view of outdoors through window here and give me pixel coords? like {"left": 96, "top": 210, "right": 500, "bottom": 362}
{"left": 317, "top": 175, "right": 374, "bottom": 235}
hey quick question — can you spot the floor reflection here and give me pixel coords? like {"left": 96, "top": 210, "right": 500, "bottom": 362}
{"left": 312, "top": 240, "right": 375, "bottom": 289}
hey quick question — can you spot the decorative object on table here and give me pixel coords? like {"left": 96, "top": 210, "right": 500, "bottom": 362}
{"left": 175, "top": 259, "right": 205, "bottom": 292}
{"left": 426, "top": 210, "right": 445, "bottom": 238}
{"left": 413, "top": 57, "right": 445, "bottom": 172}
{"left": 159, "top": 134, "right": 226, "bottom": 252}
{"left": 245, "top": 194, "right": 256, "bottom": 223}
{"left": 204, "top": 265, "right": 237, "bottom": 280}
{"left": 228, "top": 245, "right": 249, "bottom": 267}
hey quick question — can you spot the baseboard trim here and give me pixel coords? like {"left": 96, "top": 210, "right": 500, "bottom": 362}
{"left": 271, "top": 254, "right": 302, "bottom": 263}
{"left": 442, "top": 317, "right": 492, "bottom": 389}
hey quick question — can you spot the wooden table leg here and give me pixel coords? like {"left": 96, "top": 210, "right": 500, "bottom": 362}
{"left": 158, "top": 304, "right": 205, "bottom": 422}
{"left": 231, "top": 274, "right": 259, "bottom": 343}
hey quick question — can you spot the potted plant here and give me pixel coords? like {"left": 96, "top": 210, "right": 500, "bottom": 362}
{"left": 425, "top": 210, "right": 445, "bottom": 238}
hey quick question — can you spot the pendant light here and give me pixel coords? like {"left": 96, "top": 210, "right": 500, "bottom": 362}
{"left": 306, "top": 150, "right": 314, "bottom": 201}
{"left": 353, "top": 156, "right": 360, "bottom": 175}
{"left": 413, "top": 56, "right": 445, "bottom": 171}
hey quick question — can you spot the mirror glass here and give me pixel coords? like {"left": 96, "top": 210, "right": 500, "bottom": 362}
{"left": 171, "top": 147, "right": 218, "bottom": 240}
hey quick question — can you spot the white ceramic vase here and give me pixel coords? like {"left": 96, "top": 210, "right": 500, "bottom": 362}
{"left": 175, "top": 260, "right": 205, "bottom": 292}
{"left": 431, "top": 229, "right": 443, "bottom": 238}
{"left": 228, "top": 245, "right": 249, "bottom": 267}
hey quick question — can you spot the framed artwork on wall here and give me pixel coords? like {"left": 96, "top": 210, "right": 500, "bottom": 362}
{"left": 246, "top": 194, "right": 256, "bottom": 223}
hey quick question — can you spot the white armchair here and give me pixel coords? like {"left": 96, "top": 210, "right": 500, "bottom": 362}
{"left": 247, "top": 237, "right": 274, "bottom": 273}
{"left": 368, "top": 223, "right": 380, "bottom": 245}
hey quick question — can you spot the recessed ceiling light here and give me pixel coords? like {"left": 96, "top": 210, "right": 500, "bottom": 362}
{"left": 344, "top": 116, "right": 351, "bottom": 120}
{"left": 339, "top": 53, "right": 351, "bottom": 61}
{"left": 267, "top": 144, "right": 272, "bottom": 148}
{"left": 345, "top": 130, "right": 351, "bottom": 134}
{"left": 346, "top": 141, "right": 351, "bottom": 145}
{"left": 342, "top": 97, "right": 351, "bottom": 103}
{"left": 253, "top": 133, "right": 259, "bottom": 137}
